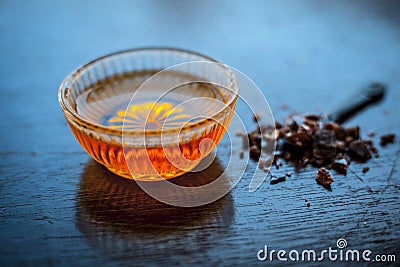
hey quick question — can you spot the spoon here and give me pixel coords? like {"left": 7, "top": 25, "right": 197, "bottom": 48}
{"left": 327, "top": 82, "right": 386, "bottom": 124}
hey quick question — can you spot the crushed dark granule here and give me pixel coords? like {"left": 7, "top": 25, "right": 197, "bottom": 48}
{"left": 247, "top": 128, "right": 263, "bottom": 159}
{"left": 240, "top": 113, "right": 395, "bottom": 189}
{"left": 253, "top": 113, "right": 261, "bottom": 123}
{"left": 270, "top": 176, "right": 286, "bottom": 185}
{"left": 249, "top": 145, "right": 261, "bottom": 160}
{"left": 244, "top": 113, "right": 385, "bottom": 170}
{"left": 332, "top": 158, "right": 348, "bottom": 174}
{"left": 380, "top": 133, "right": 395, "bottom": 146}
{"left": 316, "top": 167, "right": 334, "bottom": 190}
{"left": 362, "top": 166, "right": 370, "bottom": 173}
{"left": 348, "top": 140, "right": 371, "bottom": 162}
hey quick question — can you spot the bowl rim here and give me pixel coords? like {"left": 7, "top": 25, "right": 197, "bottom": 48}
{"left": 58, "top": 47, "right": 239, "bottom": 136}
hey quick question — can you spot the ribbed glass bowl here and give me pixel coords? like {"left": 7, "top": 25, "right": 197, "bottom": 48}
{"left": 58, "top": 48, "right": 238, "bottom": 181}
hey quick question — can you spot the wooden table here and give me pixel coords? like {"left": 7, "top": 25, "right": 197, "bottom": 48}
{"left": 1, "top": 0, "right": 399, "bottom": 266}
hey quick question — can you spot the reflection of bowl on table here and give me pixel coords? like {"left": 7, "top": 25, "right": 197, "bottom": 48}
{"left": 59, "top": 48, "right": 238, "bottom": 180}
{"left": 76, "top": 159, "right": 235, "bottom": 261}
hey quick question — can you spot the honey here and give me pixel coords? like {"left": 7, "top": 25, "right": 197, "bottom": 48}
{"left": 71, "top": 70, "right": 234, "bottom": 180}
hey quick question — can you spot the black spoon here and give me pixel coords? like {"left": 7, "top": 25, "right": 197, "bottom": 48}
{"left": 327, "top": 82, "right": 386, "bottom": 124}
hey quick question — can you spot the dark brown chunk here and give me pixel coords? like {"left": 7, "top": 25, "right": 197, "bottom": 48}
{"left": 270, "top": 176, "right": 286, "bottom": 185}
{"left": 332, "top": 158, "right": 348, "bottom": 174}
{"left": 380, "top": 133, "right": 395, "bottom": 146}
{"left": 323, "top": 122, "right": 339, "bottom": 131}
{"left": 249, "top": 145, "right": 261, "bottom": 160}
{"left": 348, "top": 140, "right": 371, "bottom": 162}
{"left": 275, "top": 121, "right": 283, "bottom": 129}
{"left": 305, "top": 114, "right": 321, "bottom": 121}
{"left": 240, "top": 111, "right": 381, "bottom": 190}
{"left": 345, "top": 126, "right": 360, "bottom": 140}
{"left": 362, "top": 166, "right": 370, "bottom": 173}
{"left": 313, "top": 130, "right": 337, "bottom": 161}
{"left": 248, "top": 132, "right": 262, "bottom": 148}
{"left": 253, "top": 113, "right": 261, "bottom": 123}
{"left": 316, "top": 167, "right": 334, "bottom": 190}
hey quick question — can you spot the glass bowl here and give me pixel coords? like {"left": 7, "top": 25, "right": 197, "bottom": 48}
{"left": 58, "top": 48, "right": 239, "bottom": 181}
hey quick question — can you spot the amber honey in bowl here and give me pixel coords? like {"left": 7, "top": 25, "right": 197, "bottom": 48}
{"left": 71, "top": 70, "right": 234, "bottom": 180}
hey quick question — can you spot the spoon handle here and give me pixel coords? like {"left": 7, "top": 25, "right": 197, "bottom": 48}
{"left": 327, "top": 83, "right": 386, "bottom": 124}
